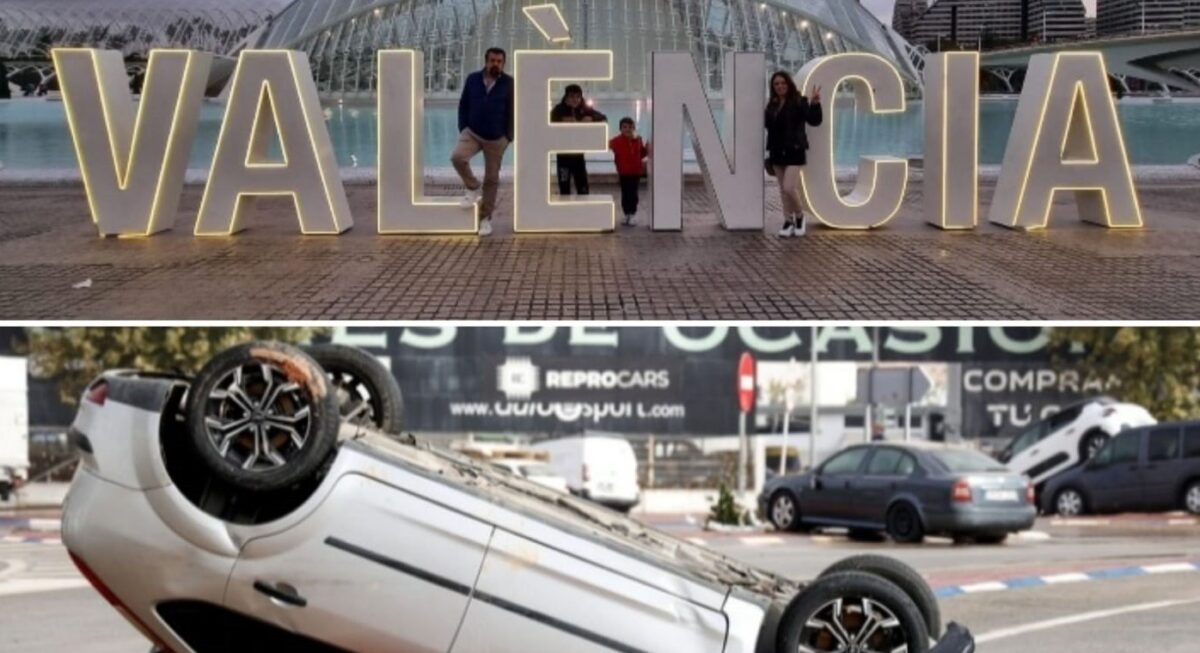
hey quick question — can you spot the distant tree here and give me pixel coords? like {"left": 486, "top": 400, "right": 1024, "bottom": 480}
{"left": 24, "top": 327, "right": 329, "bottom": 406}
{"left": 1049, "top": 327, "right": 1200, "bottom": 420}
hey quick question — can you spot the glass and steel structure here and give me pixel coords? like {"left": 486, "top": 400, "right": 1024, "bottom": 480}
{"left": 0, "top": 0, "right": 286, "bottom": 59}
{"left": 257, "top": 0, "right": 919, "bottom": 99}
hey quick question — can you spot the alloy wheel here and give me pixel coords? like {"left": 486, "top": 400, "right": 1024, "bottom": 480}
{"left": 1057, "top": 489, "right": 1084, "bottom": 516}
{"left": 773, "top": 494, "right": 797, "bottom": 530}
{"left": 327, "top": 369, "right": 381, "bottom": 428}
{"left": 1186, "top": 485, "right": 1200, "bottom": 515}
{"left": 202, "top": 361, "right": 313, "bottom": 472}
{"left": 797, "top": 597, "right": 910, "bottom": 653}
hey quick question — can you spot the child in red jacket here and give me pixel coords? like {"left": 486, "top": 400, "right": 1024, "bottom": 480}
{"left": 608, "top": 117, "right": 648, "bottom": 226}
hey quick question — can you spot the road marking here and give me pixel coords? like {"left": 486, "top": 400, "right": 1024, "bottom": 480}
{"left": 0, "top": 578, "right": 88, "bottom": 597}
{"left": 1143, "top": 562, "right": 1198, "bottom": 574}
{"left": 1042, "top": 572, "right": 1090, "bottom": 584}
{"left": 960, "top": 581, "right": 1008, "bottom": 594}
{"left": 1168, "top": 518, "right": 1197, "bottom": 526}
{"left": 1048, "top": 518, "right": 1110, "bottom": 526}
{"left": 686, "top": 537, "right": 708, "bottom": 547}
{"left": 974, "top": 597, "right": 1200, "bottom": 643}
{"left": 739, "top": 536, "right": 785, "bottom": 547}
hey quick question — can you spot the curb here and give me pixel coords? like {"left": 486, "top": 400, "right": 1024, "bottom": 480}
{"left": 933, "top": 560, "right": 1200, "bottom": 599}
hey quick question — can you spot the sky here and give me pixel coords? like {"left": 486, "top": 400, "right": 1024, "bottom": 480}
{"left": 862, "top": 0, "right": 1097, "bottom": 23}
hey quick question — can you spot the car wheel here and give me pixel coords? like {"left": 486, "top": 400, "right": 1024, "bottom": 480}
{"left": 818, "top": 554, "right": 942, "bottom": 638}
{"left": 185, "top": 342, "right": 339, "bottom": 492}
{"left": 1055, "top": 488, "right": 1086, "bottom": 517}
{"left": 1184, "top": 481, "right": 1200, "bottom": 515}
{"left": 778, "top": 571, "right": 930, "bottom": 653}
{"left": 304, "top": 344, "right": 404, "bottom": 433}
{"left": 770, "top": 491, "right": 800, "bottom": 531}
{"left": 1080, "top": 430, "right": 1109, "bottom": 461}
{"left": 973, "top": 533, "right": 1009, "bottom": 545}
{"left": 886, "top": 503, "right": 925, "bottom": 544}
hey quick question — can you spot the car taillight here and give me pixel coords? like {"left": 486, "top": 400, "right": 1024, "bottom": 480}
{"left": 951, "top": 479, "right": 973, "bottom": 503}
{"left": 84, "top": 380, "right": 108, "bottom": 406}
{"left": 582, "top": 464, "right": 590, "bottom": 483}
{"left": 1026, "top": 482, "right": 1036, "bottom": 504}
{"left": 68, "top": 551, "right": 176, "bottom": 653}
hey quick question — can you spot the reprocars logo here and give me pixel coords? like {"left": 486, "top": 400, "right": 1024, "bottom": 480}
{"left": 497, "top": 357, "right": 540, "bottom": 400}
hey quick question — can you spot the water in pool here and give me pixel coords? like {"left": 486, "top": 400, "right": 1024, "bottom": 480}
{"left": 1, "top": 97, "right": 1198, "bottom": 172}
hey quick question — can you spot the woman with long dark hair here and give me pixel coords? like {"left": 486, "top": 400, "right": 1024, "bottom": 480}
{"left": 765, "top": 71, "right": 822, "bottom": 237}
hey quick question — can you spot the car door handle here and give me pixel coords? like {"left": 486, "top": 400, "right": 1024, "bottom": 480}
{"left": 254, "top": 580, "right": 307, "bottom": 607}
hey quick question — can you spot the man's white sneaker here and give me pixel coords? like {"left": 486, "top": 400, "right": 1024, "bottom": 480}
{"left": 794, "top": 215, "right": 807, "bottom": 237}
{"left": 777, "top": 222, "right": 795, "bottom": 238}
{"left": 459, "top": 189, "right": 481, "bottom": 209}
{"left": 478, "top": 218, "right": 493, "bottom": 237}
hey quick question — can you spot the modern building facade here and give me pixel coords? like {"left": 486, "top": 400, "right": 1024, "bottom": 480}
{"left": 910, "top": 0, "right": 1085, "bottom": 48}
{"left": 0, "top": 0, "right": 285, "bottom": 59}
{"left": 891, "top": 0, "right": 928, "bottom": 41}
{"left": 253, "top": 0, "right": 919, "bottom": 99}
{"left": 1096, "top": 0, "right": 1197, "bottom": 35}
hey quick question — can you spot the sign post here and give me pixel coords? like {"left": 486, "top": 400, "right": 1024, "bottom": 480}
{"left": 737, "top": 353, "right": 755, "bottom": 493}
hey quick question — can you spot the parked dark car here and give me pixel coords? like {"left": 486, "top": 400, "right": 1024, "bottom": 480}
{"left": 759, "top": 442, "right": 1037, "bottom": 544}
{"left": 1042, "top": 421, "right": 1200, "bottom": 516}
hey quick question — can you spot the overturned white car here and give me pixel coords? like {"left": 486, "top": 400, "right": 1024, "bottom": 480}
{"left": 62, "top": 342, "right": 974, "bottom": 653}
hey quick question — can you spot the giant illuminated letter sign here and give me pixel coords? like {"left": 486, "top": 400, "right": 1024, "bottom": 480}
{"left": 799, "top": 54, "right": 908, "bottom": 230}
{"left": 54, "top": 48, "right": 211, "bottom": 237}
{"left": 513, "top": 50, "right": 615, "bottom": 232}
{"left": 924, "top": 52, "right": 979, "bottom": 229}
{"left": 195, "top": 50, "right": 352, "bottom": 236}
{"left": 990, "top": 52, "right": 1141, "bottom": 229}
{"left": 650, "top": 52, "right": 765, "bottom": 231}
{"left": 377, "top": 50, "right": 476, "bottom": 233}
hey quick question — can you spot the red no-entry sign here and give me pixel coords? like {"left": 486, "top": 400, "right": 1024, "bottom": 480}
{"left": 737, "top": 352, "right": 755, "bottom": 414}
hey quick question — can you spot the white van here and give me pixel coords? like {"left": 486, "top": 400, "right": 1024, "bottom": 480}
{"left": 534, "top": 434, "right": 640, "bottom": 511}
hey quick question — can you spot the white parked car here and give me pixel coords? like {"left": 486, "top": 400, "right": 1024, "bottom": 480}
{"left": 490, "top": 459, "right": 570, "bottom": 493}
{"left": 534, "top": 433, "right": 641, "bottom": 511}
{"left": 61, "top": 342, "right": 974, "bottom": 653}
{"left": 998, "top": 397, "right": 1156, "bottom": 487}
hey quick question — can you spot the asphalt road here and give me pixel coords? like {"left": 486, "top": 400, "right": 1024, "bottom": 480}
{"left": 2, "top": 517, "right": 1198, "bottom": 652}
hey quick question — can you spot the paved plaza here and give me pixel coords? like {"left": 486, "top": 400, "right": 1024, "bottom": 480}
{"left": 1, "top": 177, "right": 1199, "bottom": 319}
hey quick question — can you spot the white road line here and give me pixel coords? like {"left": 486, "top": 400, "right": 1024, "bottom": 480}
{"left": 1143, "top": 562, "right": 1198, "bottom": 574}
{"left": 739, "top": 536, "right": 785, "bottom": 547}
{"left": 960, "top": 581, "right": 1008, "bottom": 594}
{"left": 1041, "top": 572, "right": 1090, "bottom": 584}
{"left": 0, "top": 578, "right": 88, "bottom": 597}
{"left": 1049, "top": 518, "right": 1110, "bottom": 526}
{"left": 1168, "top": 519, "right": 1197, "bottom": 526}
{"left": 686, "top": 537, "right": 708, "bottom": 546}
{"left": 975, "top": 597, "right": 1200, "bottom": 644}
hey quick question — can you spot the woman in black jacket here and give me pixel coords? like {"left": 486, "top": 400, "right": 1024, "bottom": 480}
{"left": 765, "top": 71, "right": 822, "bottom": 237}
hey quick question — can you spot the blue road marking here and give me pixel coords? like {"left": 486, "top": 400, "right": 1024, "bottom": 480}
{"left": 934, "top": 561, "right": 1200, "bottom": 598}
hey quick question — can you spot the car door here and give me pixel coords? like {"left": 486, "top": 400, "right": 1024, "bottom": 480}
{"left": 854, "top": 448, "right": 913, "bottom": 527}
{"left": 1142, "top": 425, "right": 1184, "bottom": 510}
{"left": 450, "top": 529, "right": 729, "bottom": 653}
{"left": 805, "top": 447, "right": 871, "bottom": 524}
{"left": 224, "top": 472, "right": 494, "bottom": 653}
{"left": 1083, "top": 431, "right": 1144, "bottom": 512}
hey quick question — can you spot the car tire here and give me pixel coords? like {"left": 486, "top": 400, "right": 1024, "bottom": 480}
{"left": 185, "top": 342, "right": 340, "bottom": 493}
{"left": 304, "top": 344, "right": 404, "bottom": 433}
{"left": 777, "top": 571, "right": 930, "bottom": 653}
{"left": 1183, "top": 480, "right": 1200, "bottom": 515}
{"left": 886, "top": 502, "right": 925, "bottom": 544}
{"left": 1054, "top": 487, "right": 1086, "bottom": 517}
{"left": 1079, "top": 430, "right": 1109, "bottom": 461}
{"left": 818, "top": 554, "right": 942, "bottom": 638}
{"left": 973, "top": 533, "right": 1009, "bottom": 545}
{"left": 770, "top": 491, "right": 801, "bottom": 532}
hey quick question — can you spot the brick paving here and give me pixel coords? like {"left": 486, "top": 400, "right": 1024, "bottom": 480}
{"left": 1, "top": 179, "right": 1200, "bottom": 319}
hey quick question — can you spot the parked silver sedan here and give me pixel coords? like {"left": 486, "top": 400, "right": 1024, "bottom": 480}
{"left": 62, "top": 343, "right": 975, "bottom": 653}
{"left": 760, "top": 442, "right": 1037, "bottom": 544}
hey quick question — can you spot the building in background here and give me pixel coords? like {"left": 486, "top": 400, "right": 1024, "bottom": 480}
{"left": 892, "top": 0, "right": 929, "bottom": 41}
{"left": 1096, "top": 0, "right": 1197, "bottom": 35}
{"left": 910, "top": 0, "right": 1085, "bottom": 49}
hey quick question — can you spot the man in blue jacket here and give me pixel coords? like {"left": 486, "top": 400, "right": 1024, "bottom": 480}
{"left": 451, "top": 48, "right": 514, "bottom": 237}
